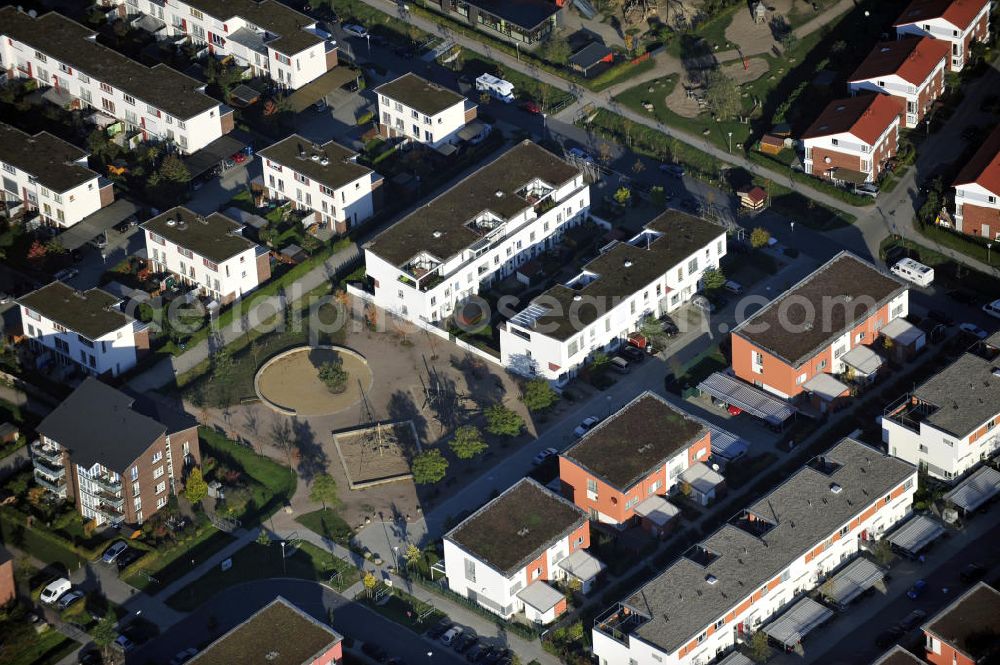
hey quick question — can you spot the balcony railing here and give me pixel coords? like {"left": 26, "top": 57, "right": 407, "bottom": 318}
{"left": 32, "top": 457, "right": 66, "bottom": 480}
{"left": 882, "top": 394, "right": 936, "bottom": 434}
{"left": 593, "top": 604, "right": 648, "bottom": 646}
{"left": 30, "top": 441, "right": 63, "bottom": 465}
{"left": 88, "top": 474, "right": 122, "bottom": 494}
{"left": 34, "top": 473, "right": 67, "bottom": 496}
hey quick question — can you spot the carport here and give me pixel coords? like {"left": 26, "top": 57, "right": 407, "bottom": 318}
{"left": 698, "top": 372, "right": 796, "bottom": 428}
{"left": 181, "top": 130, "right": 253, "bottom": 182}
{"left": 56, "top": 199, "right": 139, "bottom": 251}
{"left": 887, "top": 515, "right": 945, "bottom": 556}
{"left": 288, "top": 67, "right": 359, "bottom": 113}
{"left": 709, "top": 426, "right": 749, "bottom": 462}
{"left": 715, "top": 652, "right": 753, "bottom": 665}
{"left": 944, "top": 466, "right": 1000, "bottom": 513}
{"left": 824, "top": 557, "right": 885, "bottom": 608}
{"left": 763, "top": 597, "right": 833, "bottom": 650}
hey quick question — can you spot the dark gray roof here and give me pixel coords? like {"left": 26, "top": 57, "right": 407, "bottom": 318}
{"left": 466, "top": 0, "right": 561, "bottom": 29}
{"left": 620, "top": 439, "right": 915, "bottom": 655}
{"left": 733, "top": 251, "right": 906, "bottom": 367}
{"left": 142, "top": 207, "right": 257, "bottom": 263}
{"left": 911, "top": 352, "right": 1000, "bottom": 438}
{"left": 0, "top": 8, "right": 219, "bottom": 119}
{"left": 258, "top": 134, "right": 372, "bottom": 192}
{"left": 37, "top": 378, "right": 165, "bottom": 472}
{"left": 185, "top": 0, "right": 324, "bottom": 55}
{"left": 18, "top": 282, "right": 134, "bottom": 341}
{"left": 922, "top": 583, "right": 1000, "bottom": 661}
{"left": 0, "top": 124, "right": 98, "bottom": 193}
{"left": 570, "top": 42, "right": 613, "bottom": 69}
{"left": 375, "top": 73, "right": 466, "bottom": 117}
{"left": 870, "top": 646, "right": 925, "bottom": 665}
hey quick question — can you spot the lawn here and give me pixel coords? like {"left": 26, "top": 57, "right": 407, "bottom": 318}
{"left": 0, "top": 509, "right": 85, "bottom": 569}
{"left": 880, "top": 235, "right": 1000, "bottom": 300}
{"left": 0, "top": 619, "right": 77, "bottom": 665}
{"left": 915, "top": 223, "right": 1000, "bottom": 268}
{"left": 122, "top": 525, "right": 236, "bottom": 592}
{"left": 356, "top": 587, "right": 446, "bottom": 633}
{"left": 295, "top": 508, "right": 354, "bottom": 549}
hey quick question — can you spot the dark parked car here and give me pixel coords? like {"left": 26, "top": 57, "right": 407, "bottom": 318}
{"left": 465, "top": 644, "right": 488, "bottom": 662}
{"left": 361, "top": 642, "right": 388, "bottom": 663}
{"left": 899, "top": 609, "right": 927, "bottom": 631}
{"left": 875, "top": 625, "right": 904, "bottom": 648}
{"left": 946, "top": 289, "right": 978, "bottom": 305}
{"left": 116, "top": 547, "right": 143, "bottom": 571}
{"left": 483, "top": 648, "right": 511, "bottom": 665}
{"left": 78, "top": 649, "right": 102, "bottom": 665}
{"left": 928, "top": 309, "right": 955, "bottom": 326}
{"left": 455, "top": 632, "right": 478, "bottom": 653}
{"left": 621, "top": 345, "right": 645, "bottom": 363}
{"left": 960, "top": 563, "right": 986, "bottom": 583}
{"left": 907, "top": 579, "right": 927, "bottom": 599}
{"left": 426, "top": 619, "right": 453, "bottom": 640}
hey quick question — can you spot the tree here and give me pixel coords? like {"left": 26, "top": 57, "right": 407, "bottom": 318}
{"left": 485, "top": 404, "right": 524, "bottom": 437}
{"left": 704, "top": 70, "right": 741, "bottom": 120}
{"left": 748, "top": 631, "right": 772, "bottom": 663}
{"left": 92, "top": 610, "right": 118, "bottom": 660}
{"left": 701, "top": 267, "right": 726, "bottom": 291}
{"left": 159, "top": 153, "right": 191, "bottom": 183}
{"left": 639, "top": 315, "right": 666, "bottom": 344}
{"left": 449, "top": 425, "right": 488, "bottom": 460}
{"left": 520, "top": 378, "right": 559, "bottom": 412}
{"left": 309, "top": 474, "right": 340, "bottom": 509}
{"left": 650, "top": 186, "right": 666, "bottom": 208}
{"left": 404, "top": 543, "right": 423, "bottom": 570}
{"left": 411, "top": 450, "right": 449, "bottom": 484}
{"left": 540, "top": 37, "right": 572, "bottom": 65}
{"left": 318, "top": 360, "right": 349, "bottom": 394}
{"left": 613, "top": 187, "right": 632, "bottom": 205}
{"left": 270, "top": 416, "right": 295, "bottom": 466}
{"left": 597, "top": 142, "right": 614, "bottom": 168}
{"left": 872, "top": 539, "right": 894, "bottom": 566}
{"left": 363, "top": 571, "right": 378, "bottom": 596}
{"left": 184, "top": 467, "right": 208, "bottom": 505}
{"left": 918, "top": 177, "right": 944, "bottom": 225}
{"left": 256, "top": 530, "right": 271, "bottom": 546}
{"left": 750, "top": 227, "right": 771, "bottom": 249}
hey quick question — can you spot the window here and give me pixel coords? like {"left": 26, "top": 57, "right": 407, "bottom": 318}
{"left": 78, "top": 73, "right": 89, "bottom": 84}
{"left": 100, "top": 82, "right": 113, "bottom": 93}
{"left": 919, "top": 444, "right": 928, "bottom": 453}
{"left": 153, "top": 466, "right": 164, "bottom": 479}
{"left": 101, "top": 97, "right": 115, "bottom": 113}
{"left": 464, "top": 558, "right": 476, "bottom": 583}
{"left": 688, "top": 257, "right": 699, "bottom": 273}
{"left": 59, "top": 63, "right": 71, "bottom": 74}
{"left": 178, "top": 247, "right": 193, "bottom": 259}
{"left": 816, "top": 359, "right": 827, "bottom": 371}
{"left": 586, "top": 479, "right": 598, "bottom": 495}
{"left": 1, "top": 163, "right": 14, "bottom": 175}
{"left": 275, "top": 53, "right": 291, "bottom": 65}
{"left": 132, "top": 481, "right": 140, "bottom": 495}
{"left": 35, "top": 51, "right": 47, "bottom": 63}
{"left": 131, "top": 466, "right": 139, "bottom": 481}
{"left": 294, "top": 172, "right": 309, "bottom": 185}
{"left": 156, "top": 496, "right": 168, "bottom": 509}
{"left": 714, "top": 618, "right": 725, "bottom": 629}
{"left": 839, "top": 525, "right": 849, "bottom": 536}
{"left": 123, "top": 93, "right": 135, "bottom": 105}
{"left": 190, "top": 7, "right": 203, "bottom": 18}
{"left": 152, "top": 451, "right": 163, "bottom": 464}
{"left": 831, "top": 138, "right": 839, "bottom": 146}
{"left": 155, "top": 481, "right": 166, "bottom": 495}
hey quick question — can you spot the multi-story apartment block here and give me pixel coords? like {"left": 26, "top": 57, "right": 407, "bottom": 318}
{"left": 421, "top": 0, "right": 562, "bottom": 47}
{"left": 375, "top": 73, "right": 477, "bottom": 148}
{"left": 0, "top": 123, "right": 114, "bottom": 227}
{"left": 559, "top": 391, "right": 711, "bottom": 526}
{"left": 802, "top": 94, "right": 901, "bottom": 184}
{"left": 952, "top": 124, "right": 1000, "bottom": 238}
{"left": 33, "top": 377, "right": 200, "bottom": 526}
{"left": 922, "top": 583, "right": 1000, "bottom": 665}
{"left": 0, "top": 8, "right": 232, "bottom": 154}
{"left": 190, "top": 597, "right": 343, "bottom": 665}
{"left": 882, "top": 332, "right": 1000, "bottom": 482}
{"left": 894, "top": 0, "right": 991, "bottom": 71}
{"left": 106, "top": 0, "right": 337, "bottom": 90}
{"left": 731, "top": 252, "right": 908, "bottom": 407}
{"left": 365, "top": 140, "right": 589, "bottom": 324}
{"left": 17, "top": 281, "right": 149, "bottom": 378}
{"left": 501, "top": 211, "right": 726, "bottom": 382}
{"left": 848, "top": 37, "right": 949, "bottom": 128}
{"left": 259, "top": 134, "right": 380, "bottom": 234}
{"left": 445, "top": 478, "right": 600, "bottom": 625}
{"left": 592, "top": 438, "right": 917, "bottom": 665}
{"left": 143, "top": 207, "right": 271, "bottom": 304}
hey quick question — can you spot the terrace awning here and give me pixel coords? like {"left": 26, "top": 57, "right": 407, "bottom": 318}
{"left": 944, "top": 466, "right": 1000, "bottom": 513}
{"left": 633, "top": 495, "right": 679, "bottom": 527}
{"left": 517, "top": 581, "right": 563, "bottom": 612}
{"left": 804, "top": 373, "right": 850, "bottom": 401}
{"left": 825, "top": 557, "right": 885, "bottom": 606}
{"left": 287, "top": 67, "right": 357, "bottom": 113}
{"left": 887, "top": 515, "right": 945, "bottom": 555}
{"left": 697, "top": 372, "right": 796, "bottom": 426}
{"left": 709, "top": 426, "right": 749, "bottom": 461}
{"left": 557, "top": 549, "right": 605, "bottom": 583}
{"left": 763, "top": 597, "right": 833, "bottom": 647}
{"left": 841, "top": 345, "right": 884, "bottom": 376}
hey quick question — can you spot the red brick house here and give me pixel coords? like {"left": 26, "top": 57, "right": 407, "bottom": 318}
{"left": 802, "top": 94, "right": 902, "bottom": 185}
{"left": 0, "top": 547, "right": 14, "bottom": 606}
{"left": 922, "top": 582, "right": 1000, "bottom": 665}
{"left": 894, "top": 0, "right": 991, "bottom": 71}
{"left": 951, "top": 124, "right": 1000, "bottom": 238}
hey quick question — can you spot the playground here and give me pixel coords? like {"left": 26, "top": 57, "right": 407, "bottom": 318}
{"left": 254, "top": 346, "right": 373, "bottom": 416}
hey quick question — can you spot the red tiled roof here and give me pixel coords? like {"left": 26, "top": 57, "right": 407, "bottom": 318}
{"left": 741, "top": 186, "right": 767, "bottom": 204}
{"left": 893, "top": 0, "right": 989, "bottom": 30}
{"left": 953, "top": 124, "right": 1000, "bottom": 196}
{"left": 849, "top": 37, "right": 950, "bottom": 86}
{"left": 801, "top": 94, "right": 901, "bottom": 145}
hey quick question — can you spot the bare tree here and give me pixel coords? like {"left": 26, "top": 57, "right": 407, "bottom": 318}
{"left": 270, "top": 415, "right": 295, "bottom": 467}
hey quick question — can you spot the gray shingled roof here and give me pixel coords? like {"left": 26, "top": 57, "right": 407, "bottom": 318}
{"left": 375, "top": 73, "right": 466, "bottom": 117}
{"left": 911, "top": 352, "right": 1000, "bottom": 438}
{"left": 0, "top": 124, "right": 97, "bottom": 193}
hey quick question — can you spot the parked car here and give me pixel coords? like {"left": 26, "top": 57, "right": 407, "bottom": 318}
{"left": 519, "top": 100, "right": 541, "bottom": 114}
{"left": 960, "top": 563, "right": 986, "bottom": 583}
{"left": 566, "top": 147, "right": 593, "bottom": 163}
{"left": 77, "top": 648, "right": 102, "bottom": 665}
{"left": 928, "top": 309, "right": 955, "bottom": 326}
{"left": 946, "top": 289, "right": 978, "bottom": 305}
{"left": 455, "top": 632, "right": 478, "bottom": 653}
{"left": 727, "top": 405, "right": 743, "bottom": 416}
{"left": 40, "top": 578, "right": 71, "bottom": 604}
{"left": 53, "top": 268, "right": 79, "bottom": 281}
{"left": 959, "top": 322, "right": 988, "bottom": 339}
{"left": 116, "top": 547, "right": 143, "bottom": 571}
{"left": 466, "top": 644, "right": 488, "bottom": 662}
{"left": 532, "top": 448, "right": 558, "bottom": 465}
{"left": 620, "top": 345, "right": 645, "bottom": 363}
{"left": 723, "top": 280, "right": 743, "bottom": 295}
{"left": 343, "top": 23, "right": 368, "bottom": 37}
{"left": 855, "top": 183, "right": 879, "bottom": 198}
{"left": 114, "top": 635, "right": 135, "bottom": 653}
{"left": 574, "top": 416, "right": 600, "bottom": 437}
{"left": 56, "top": 589, "right": 85, "bottom": 609}
{"left": 610, "top": 355, "right": 630, "bottom": 374}
{"left": 427, "top": 619, "right": 453, "bottom": 639}
{"left": 102, "top": 541, "right": 128, "bottom": 564}
{"left": 875, "top": 625, "right": 904, "bottom": 648}
{"left": 659, "top": 315, "right": 679, "bottom": 336}
{"left": 906, "top": 579, "right": 927, "bottom": 599}
{"left": 441, "top": 626, "right": 463, "bottom": 646}
{"left": 659, "top": 163, "right": 684, "bottom": 177}
{"left": 169, "top": 648, "right": 199, "bottom": 665}
{"left": 692, "top": 295, "right": 714, "bottom": 312}
{"left": 484, "top": 647, "right": 511, "bottom": 665}
{"left": 898, "top": 609, "right": 927, "bottom": 631}
{"left": 982, "top": 299, "right": 1000, "bottom": 319}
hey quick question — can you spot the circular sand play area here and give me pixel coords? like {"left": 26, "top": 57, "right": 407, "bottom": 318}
{"left": 255, "top": 346, "right": 373, "bottom": 416}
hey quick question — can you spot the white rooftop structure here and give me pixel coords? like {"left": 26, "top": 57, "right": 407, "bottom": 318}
{"left": 880, "top": 318, "right": 925, "bottom": 347}
{"left": 825, "top": 557, "right": 886, "bottom": 606}
{"left": 558, "top": 549, "right": 606, "bottom": 582}
{"left": 517, "top": 581, "right": 563, "bottom": 613}
{"left": 679, "top": 463, "right": 724, "bottom": 495}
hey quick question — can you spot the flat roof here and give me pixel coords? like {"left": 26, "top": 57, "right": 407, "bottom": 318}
{"left": 190, "top": 597, "right": 342, "bottom": 665}
{"left": 375, "top": 73, "right": 466, "bottom": 117}
{"left": 880, "top": 317, "right": 924, "bottom": 346}
{"left": 446, "top": 478, "right": 586, "bottom": 577}
{"left": 562, "top": 392, "right": 708, "bottom": 490}
{"left": 633, "top": 495, "right": 680, "bottom": 526}
{"left": 466, "top": 0, "right": 561, "bottom": 30}
{"left": 569, "top": 42, "right": 613, "bottom": 69}
{"left": 842, "top": 345, "right": 884, "bottom": 375}
{"left": 143, "top": 207, "right": 256, "bottom": 264}
{"left": 558, "top": 548, "right": 605, "bottom": 581}
{"left": 0, "top": 8, "right": 219, "bottom": 119}
{"left": 733, "top": 252, "right": 906, "bottom": 368}
{"left": 871, "top": 646, "right": 926, "bottom": 665}
{"left": 911, "top": 351, "right": 1000, "bottom": 438}
{"left": 887, "top": 514, "right": 945, "bottom": 554}
{"left": 367, "top": 141, "right": 580, "bottom": 268}
{"left": 258, "top": 134, "right": 372, "bottom": 192}
{"left": 185, "top": 0, "right": 323, "bottom": 55}
{"left": 922, "top": 583, "right": 1000, "bottom": 661}
{"left": 516, "top": 580, "right": 564, "bottom": 611}
{"left": 619, "top": 439, "right": 914, "bottom": 655}
{"left": 0, "top": 123, "right": 97, "bottom": 193}
{"left": 944, "top": 465, "right": 1000, "bottom": 512}
{"left": 18, "top": 281, "right": 134, "bottom": 341}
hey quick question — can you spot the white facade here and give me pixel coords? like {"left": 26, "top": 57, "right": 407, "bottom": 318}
{"left": 377, "top": 88, "right": 471, "bottom": 148}
{"left": 954, "top": 182, "right": 1000, "bottom": 236}
{"left": 0, "top": 152, "right": 109, "bottom": 228}
{"left": 802, "top": 116, "right": 899, "bottom": 183}
{"left": 895, "top": 1, "right": 991, "bottom": 71}
{"left": 882, "top": 413, "right": 999, "bottom": 482}
{"left": 848, "top": 62, "right": 945, "bottom": 128}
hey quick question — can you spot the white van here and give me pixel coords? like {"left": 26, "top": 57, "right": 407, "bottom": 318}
{"left": 891, "top": 258, "right": 934, "bottom": 287}
{"left": 40, "top": 578, "right": 71, "bottom": 604}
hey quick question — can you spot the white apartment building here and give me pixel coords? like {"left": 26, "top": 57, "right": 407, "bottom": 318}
{"left": 802, "top": 94, "right": 901, "bottom": 185}
{"left": 259, "top": 134, "right": 380, "bottom": 235}
{"left": 106, "top": 0, "right": 337, "bottom": 89}
{"left": 142, "top": 207, "right": 271, "bottom": 304}
{"left": 882, "top": 332, "right": 1000, "bottom": 482}
{"left": 0, "top": 8, "right": 232, "bottom": 154}
{"left": 501, "top": 211, "right": 726, "bottom": 382}
{"left": 375, "top": 73, "right": 477, "bottom": 148}
{"left": 444, "top": 478, "right": 596, "bottom": 625}
{"left": 365, "top": 140, "right": 589, "bottom": 324}
{"left": 592, "top": 438, "right": 917, "bottom": 665}
{"left": 17, "top": 281, "right": 149, "bottom": 378}
{"left": 0, "top": 122, "right": 114, "bottom": 227}
{"left": 951, "top": 124, "right": 1000, "bottom": 238}
{"left": 894, "top": 0, "right": 991, "bottom": 71}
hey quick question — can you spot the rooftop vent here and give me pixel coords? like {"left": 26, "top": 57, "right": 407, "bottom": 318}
{"left": 705, "top": 574, "right": 718, "bottom": 585}
{"left": 166, "top": 218, "right": 177, "bottom": 227}
{"left": 296, "top": 144, "right": 306, "bottom": 159}
{"left": 624, "top": 260, "right": 633, "bottom": 268}
{"left": 495, "top": 190, "right": 504, "bottom": 198}
{"left": 992, "top": 367, "right": 1000, "bottom": 378}
{"left": 830, "top": 483, "right": 843, "bottom": 494}
{"left": 432, "top": 231, "right": 442, "bottom": 239}
{"left": 310, "top": 154, "right": 321, "bottom": 162}
{"left": 836, "top": 105, "right": 846, "bottom": 112}
{"left": 573, "top": 295, "right": 582, "bottom": 302}
{"left": 320, "top": 157, "right": 330, "bottom": 166}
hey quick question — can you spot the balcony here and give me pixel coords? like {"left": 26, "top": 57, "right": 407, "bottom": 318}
{"left": 89, "top": 474, "right": 122, "bottom": 494}
{"left": 32, "top": 456, "right": 66, "bottom": 480}
{"left": 883, "top": 394, "right": 937, "bottom": 434}
{"left": 34, "top": 473, "right": 67, "bottom": 497}
{"left": 31, "top": 441, "right": 63, "bottom": 466}
{"left": 95, "top": 501, "right": 125, "bottom": 523}
{"left": 593, "top": 604, "right": 647, "bottom": 645}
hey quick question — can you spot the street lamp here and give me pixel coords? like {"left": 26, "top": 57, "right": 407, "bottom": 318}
{"left": 280, "top": 541, "right": 287, "bottom": 575}
{"left": 393, "top": 545, "right": 400, "bottom": 572}
{"left": 365, "top": 34, "right": 371, "bottom": 55}
{"left": 606, "top": 395, "right": 612, "bottom": 418}
{"left": 727, "top": 131, "right": 733, "bottom": 154}
{"left": 427, "top": 651, "right": 433, "bottom": 664}
{"left": 988, "top": 242, "right": 993, "bottom": 264}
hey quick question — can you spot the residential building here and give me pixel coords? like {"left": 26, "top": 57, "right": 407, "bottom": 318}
{"left": 33, "top": 377, "right": 200, "bottom": 526}
{"left": 881, "top": 332, "right": 1000, "bottom": 481}
{"left": 189, "top": 597, "right": 343, "bottom": 665}
{"left": 802, "top": 94, "right": 902, "bottom": 184}
{"left": 421, "top": 0, "right": 563, "bottom": 47}
{"left": 500, "top": 210, "right": 726, "bottom": 381}
{"left": 365, "top": 140, "right": 589, "bottom": 324}
{"left": 17, "top": 281, "right": 149, "bottom": 378}
{"left": 444, "top": 478, "right": 600, "bottom": 624}
{"left": 871, "top": 646, "right": 926, "bottom": 665}
{"left": 559, "top": 391, "right": 711, "bottom": 527}
{"left": 0, "top": 547, "right": 13, "bottom": 606}
{"left": 0, "top": 8, "right": 232, "bottom": 154}
{"left": 0, "top": 123, "right": 113, "bottom": 227}
{"left": 894, "top": 0, "right": 991, "bottom": 71}
{"left": 922, "top": 583, "right": 1000, "bottom": 665}
{"left": 592, "top": 438, "right": 917, "bottom": 665}
{"left": 730, "top": 251, "right": 908, "bottom": 408}
{"left": 951, "top": 124, "right": 1000, "bottom": 238}
{"left": 258, "top": 134, "right": 380, "bottom": 234}
{"left": 105, "top": 0, "right": 338, "bottom": 89}
{"left": 375, "top": 73, "right": 477, "bottom": 148}
{"left": 848, "top": 37, "right": 949, "bottom": 128}
{"left": 143, "top": 207, "right": 271, "bottom": 304}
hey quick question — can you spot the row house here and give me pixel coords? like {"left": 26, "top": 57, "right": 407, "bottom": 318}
{"left": 375, "top": 73, "right": 477, "bottom": 148}
{"left": 848, "top": 37, "right": 949, "bottom": 128}
{"left": 106, "top": 0, "right": 337, "bottom": 90}
{"left": 922, "top": 582, "right": 1000, "bottom": 665}
{"left": 143, "top": 206, "right": 271, "bottom": 304}
{"left": 559, "top": 391, "right": 712, "bottom": 530}
{"left": 0, "top": 8, "right": 232, "bottom": 154}
{"left": 500, "top": 211, "right": 726, "bottom": 382}
{"left": 421, "top": 0, "right": 562, "bottom": 47}
{"left": 894, "top": 0, "right": 991, "bottom": 71}
{"left": 17, "top": 281, "right": 149, "bottom": 378}
{"left": 731, "top": 251, "right": 908, "bottom": 410}
{"left": 258, "top": 134, "right": 380, "bottom": 235}
{"left": 364, "top": 140, "right": 590, "bottom": 325}
{"left": 33, "top": 377, "right": 200, "bottom": 526}
{"left": 802, "top": 94, "right": 901, "bottom": 185}
{"left": 951, "top": 124, "right": 1000, "bottom": 238}
{"left": 444, "top": 478, "right": 602, "bottom": 624}
{"left": 881, "top": 331, "right": 1000, "bottom": 482}
{"left": 0, "top": 123, "right": 114, "bottom": 228}
{"left": 592, "top": 438, "right": 917, "bottom": 665}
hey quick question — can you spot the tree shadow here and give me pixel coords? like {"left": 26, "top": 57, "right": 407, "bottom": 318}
{"left": 450, "top": 353, "right": 506, "bottom": 411}
{"left": 291, "top": 417, "right": 328, "bottom": 484}
{"left": 386, "top": 390, "right": 428, "bottom": 444}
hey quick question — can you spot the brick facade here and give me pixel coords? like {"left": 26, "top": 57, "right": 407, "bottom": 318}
{"left": 956, "top": 202, "right": 1000, "bottom": 238}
